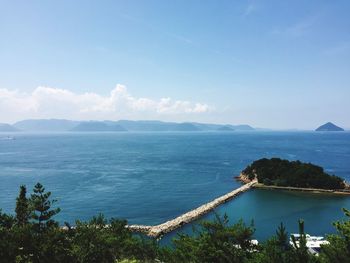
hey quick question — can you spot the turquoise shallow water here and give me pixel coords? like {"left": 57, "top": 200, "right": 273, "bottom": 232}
{"left": 0, "top": 131, "right": 349, "bottom": 242}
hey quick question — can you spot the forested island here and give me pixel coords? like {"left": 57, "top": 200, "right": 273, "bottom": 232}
{"left": 241, "top": 158, "right": 347, "bottom": 190}
{"left": 0, "top": 183, "right": 350, "bottom": 263}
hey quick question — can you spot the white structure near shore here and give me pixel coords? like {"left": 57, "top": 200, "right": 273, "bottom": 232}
{"left": 290, "top": 234, "right": 329, "bottom": 255}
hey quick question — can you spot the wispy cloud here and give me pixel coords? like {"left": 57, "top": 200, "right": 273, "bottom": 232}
{"left": 271, "top": 15, "right": 320, "bottom": 38}
{"left": 243, "top": 2, "right": 258, "bottom": 17}
{"left": 165, "top": 32, "right": 193, "bottom": 45}
{"left": 0, "top": 85, "right": 211, "bottom": 123}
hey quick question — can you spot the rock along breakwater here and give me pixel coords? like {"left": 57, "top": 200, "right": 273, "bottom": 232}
{"left": 127, "top": 180, "right": 257, "bottom": 238}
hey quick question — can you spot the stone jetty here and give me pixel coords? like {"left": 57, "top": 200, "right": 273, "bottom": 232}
{"left": 127, "top": 180, "right": 257, "bottom": 238}
{"left": 125, "top": 225, "right": 152, "bottom": 235}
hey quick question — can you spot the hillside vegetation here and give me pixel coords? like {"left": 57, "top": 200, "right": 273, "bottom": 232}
{"left": 242, "top": 158, "right": 345, "bottom": 189}
{"left": 1, "top": 184, "right": 350, "bottom": 262}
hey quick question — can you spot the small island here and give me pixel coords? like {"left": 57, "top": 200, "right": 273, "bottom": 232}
{"left": 239, "top": 158, "right": 349, "bottom": 194}
{"left": 316, "top": 122, "right": 344, "bottom": 132}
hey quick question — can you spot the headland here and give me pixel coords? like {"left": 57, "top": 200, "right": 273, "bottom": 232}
{"left": 238, "top": 158, "right": 350, "bottom": 195}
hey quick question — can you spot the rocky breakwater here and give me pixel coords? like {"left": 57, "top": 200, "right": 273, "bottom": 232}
{"left": 235, "top": 172, "right": 255, "bottom": 183}
{"left": 127, "top": 180, "right": 257, "bottom": 238}
{"left": 126, "top": 225, "right": 152, "bottom": 235}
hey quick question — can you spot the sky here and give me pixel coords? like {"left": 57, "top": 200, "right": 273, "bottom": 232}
{"left": 0, "top": 0, "right": 350, "bottom": 129}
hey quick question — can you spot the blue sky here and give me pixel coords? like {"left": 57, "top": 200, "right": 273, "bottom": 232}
{"left": 0, "top": 0, "right": 349, "bottom": 129}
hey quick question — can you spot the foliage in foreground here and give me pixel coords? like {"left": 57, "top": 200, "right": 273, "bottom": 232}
{"left": 0, "top": 183, "right": 157, "bottom": 263}
{"left": 242, "top": 158, "right": 345, "bottom": 189}
{"left": 0, "top": 183, "right": 349, "bottom": 263}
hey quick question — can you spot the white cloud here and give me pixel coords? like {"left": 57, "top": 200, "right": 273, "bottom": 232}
{"left": 0, "top": 85, "right": 211, "bottom": 123}
{"left": 243, "top": 2, "right": 258, "bottom": 17}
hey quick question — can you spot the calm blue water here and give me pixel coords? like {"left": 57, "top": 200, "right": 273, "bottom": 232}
{"left": 0, "top": 131, "right": 349, "bottom": 242}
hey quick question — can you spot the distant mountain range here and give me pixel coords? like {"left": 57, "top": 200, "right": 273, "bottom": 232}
{"left": 2, "top": 119, "right": 348, "bottom": 132}
{"left": 0, "top": 119, "right": 255, "bottom": 132}
{"left": 0, "top": 123, "right": 19, "bottom": 132}
{"left": 14, "top": 119, "right": 79, "bottom": 132}
{"left": 71, "top": 122, "right": 126, "bottom": 132}
{"left": 315, "top": 122, "right": 344, "bottom": 132}
{"left": 216, "top": 125, "right": 236, "bottom": 131}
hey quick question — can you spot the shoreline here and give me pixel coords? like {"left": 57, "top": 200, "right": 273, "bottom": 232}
{"left": 237, "top": 173, "right": 350, "bottom": 196}
{"left": 234, "top": 173, "right": 253, "bottom": 184}
{"left": 253, "top": 183, "right": 350, "bottom": 195}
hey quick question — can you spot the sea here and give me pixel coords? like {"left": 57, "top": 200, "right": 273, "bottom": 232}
{"left": 1, "top": 131, "right": 350, "bottom": 244}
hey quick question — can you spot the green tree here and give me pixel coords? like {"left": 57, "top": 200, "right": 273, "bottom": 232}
{"left": 30, "top": 183, "right": 60, "bottom": 231}
{"left": 28, "top": 183, "right": 74, "bottom": 263}
{"left": 319, "top": 208, "right": 350, "bottom": 263}
{"left": 36, "top": 226, "right": 75, "bottom": 263}
{"left": 162, "top": 214, "right": 255, "bottom": 263}
{"left": 15, "top": 185, "right": 30, "bottom": 226}
{"left": 290, "top": 220, "right": 308, "bottom": 261}
{"left": 0, "top": 209, "right": 15, "bottom": 229}
{"left": 250, "top": 223, "right": 292, "bottom": 263}
{"left": 290, "top": 219, "right": 319, "bottom": 263}
{"left": 276, "top": 222, "right": 289, "bottom": 251}
{"left": 72, "top": 214, "right": 121, "bottom": 263}
{"left": 0, "top": 209, "right": 16, "bottom": 262}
